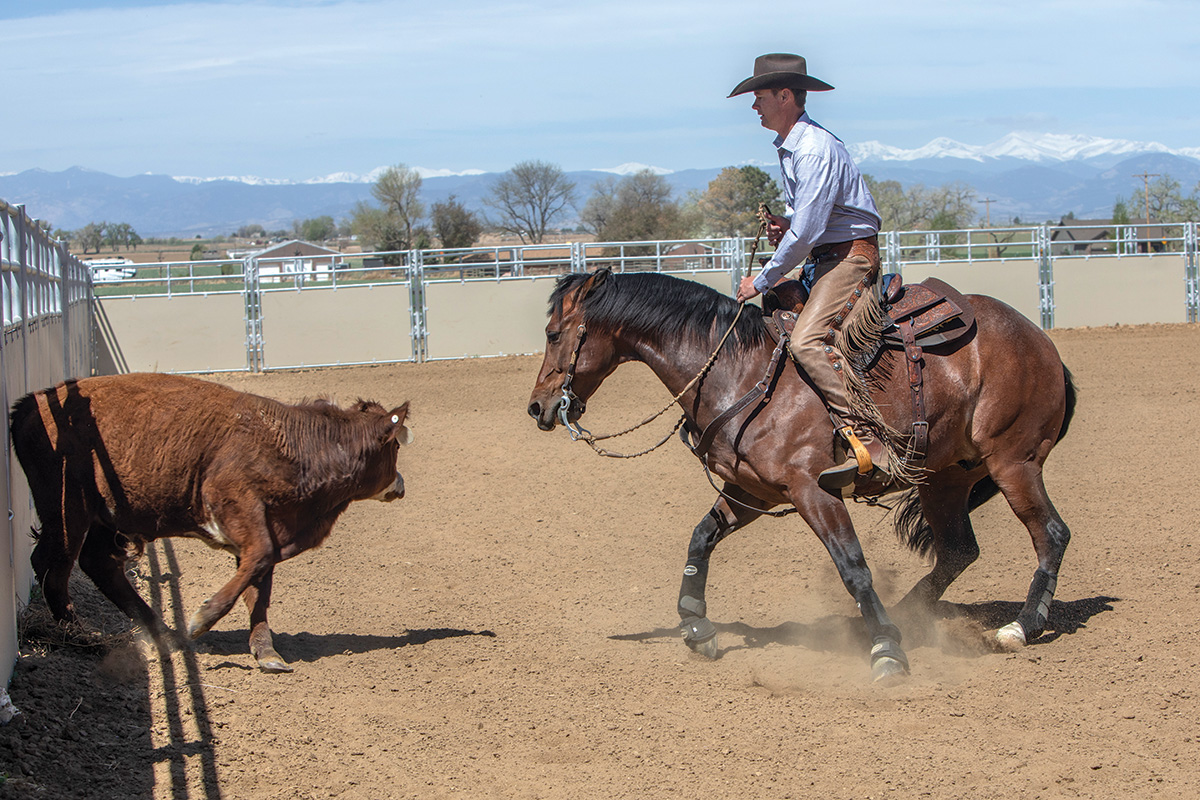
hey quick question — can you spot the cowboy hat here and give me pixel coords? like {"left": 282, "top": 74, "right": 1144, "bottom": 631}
{"left": 727, "top": 53, "right": 834, "bottom": 97}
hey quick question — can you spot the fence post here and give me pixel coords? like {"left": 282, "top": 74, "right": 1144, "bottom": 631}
{"left": 243, "top": 256, "right": 263, "bottom": 372}
{"left": 724, "top": 238, "right": 744, "bottom": 296}
{"left": 15, "top": 206, "right": 30, "bottom": 393}
{"left": 570, "top": 241, "right": 587, "bottom": 273}
{"left": 883, "top": 230, "right": 901, "bottom": 278}
{"left": 58, "top": 240, "right": 70, "bottom": 379}
{"left": 1185, "top": 221, "right": 1198, "bottom": 324}
{"left": 409, "top": 250, "right": 426, "bottom": 363}
{"left": 1037, "top": 224, "right": 1055, "bottom": 330}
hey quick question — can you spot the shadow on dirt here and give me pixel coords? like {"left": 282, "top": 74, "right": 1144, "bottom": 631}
{"left": 611, "top": 595, "right": 1119, "bottom": 657}
{"left": 196, "top": 627, "right": 497, "bottom": 667}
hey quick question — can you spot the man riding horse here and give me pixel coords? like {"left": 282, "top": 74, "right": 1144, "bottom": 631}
{"left": 731, "top": 53, "right": 893, "bottom": 492}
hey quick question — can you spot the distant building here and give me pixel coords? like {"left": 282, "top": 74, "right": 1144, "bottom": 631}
{"left": 83, "top": 256, "right": 137, "bottom": 283}
{"left": 230, "top": 240, "right": 342, "bottom": 283}
{"left": 1050, "top": 219, "right": 1114, "bottom": 255}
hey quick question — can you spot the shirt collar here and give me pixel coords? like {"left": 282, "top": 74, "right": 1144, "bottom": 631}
{"left": 773, "top": 111, "right": 814, "bottom": 152}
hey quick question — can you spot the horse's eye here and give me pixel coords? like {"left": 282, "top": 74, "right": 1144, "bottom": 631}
{"left": 547, "top": 330, "right": 562, "bottom": 345}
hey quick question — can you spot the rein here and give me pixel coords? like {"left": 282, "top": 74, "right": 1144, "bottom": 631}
{"left": 557, "top": 211, "right": 772, "bottom": 460}
{"left": 558, "top": 304, "right": 746, "bottom": 458}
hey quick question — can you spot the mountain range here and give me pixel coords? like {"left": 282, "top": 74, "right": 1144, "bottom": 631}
{"left": 2, "top": 133, "right": 1198, "bottom": 238}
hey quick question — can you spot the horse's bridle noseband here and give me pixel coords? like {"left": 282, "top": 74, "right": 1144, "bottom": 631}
{"left": 557, "top": 323, "right": 590, "bottom": 440}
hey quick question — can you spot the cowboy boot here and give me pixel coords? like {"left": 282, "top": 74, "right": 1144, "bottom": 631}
{"left": 818, "top": 426, "right": 893, "bottom": 492}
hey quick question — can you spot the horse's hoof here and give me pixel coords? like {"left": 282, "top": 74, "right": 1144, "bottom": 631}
{"left": 870, "top": 639, "right": 910, "bottom": 684}
{"left": 681, "top": 617, "right": 719, "bottom": 659}
{"left": 686, "top": 634, "right": 719, "bottom": 660}
{"left": 871, "top": 656, "right": 909, "bottom": 684}
{"left": 994, "top": 621, "right": 1027, "bottom": 652}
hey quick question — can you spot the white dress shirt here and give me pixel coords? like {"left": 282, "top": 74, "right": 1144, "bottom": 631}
{"left": 752, "top": 112, "right": 881, "bottom": 294}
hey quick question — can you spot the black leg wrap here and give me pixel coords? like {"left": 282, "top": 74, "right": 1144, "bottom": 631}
{"left": 870, "top": 636, "right": 910, "bottom": 671}
{"left": 1016, "top": 568, "right": 1057, "bottom": 641}
{"left": 677, "top": 559, "right": 710, "bottom": 619}
{"left": 678, "top": 558, "right": 716, "bottom": 645}
{"left": 680, "top": 614, "right": 717, "bottom": 644}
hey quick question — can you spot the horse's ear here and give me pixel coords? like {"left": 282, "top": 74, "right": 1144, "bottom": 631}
{"left": 583, "top": 267, "right": 612, "bottom": 298}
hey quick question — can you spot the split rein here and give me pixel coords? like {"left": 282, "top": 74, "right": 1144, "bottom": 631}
{"left": 557, "top": 302, "right": 747, "bottom": 458}
{"left": 556, "top": 213, "right": 800, "bottom": 516}
{"left": 558, "top": 214, "right": 770, "bottom": 459}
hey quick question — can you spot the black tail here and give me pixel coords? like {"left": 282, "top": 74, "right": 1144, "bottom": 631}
{"left": 895, "top": 362, "right": 1077, "bottom": 556}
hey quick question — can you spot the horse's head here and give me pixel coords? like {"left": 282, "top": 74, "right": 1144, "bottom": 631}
{"left": 527, "top": 269, "right": 620, "bottom": 432}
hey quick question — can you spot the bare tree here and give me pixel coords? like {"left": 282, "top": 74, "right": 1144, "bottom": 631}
{"left": 484, "top": 160, "right": 576, "bottom": 244}
{"left": 864, "top": 176, "right": 976, "bottom": 231}
{"left": 77, "top": 222, "right": 105, "bottom": 255}
{"left": 370, "top": 164, "right": 424, "bottom": 248}
{"left": 580, "top": 170, "right": 696, "bottom": 242}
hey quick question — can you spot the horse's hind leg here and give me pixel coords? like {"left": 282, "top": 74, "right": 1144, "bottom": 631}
{"left": 895, "top": 474, "right": 982, "bottom": 611}
{"left": 77, "top": 522, "right": 169, "bottom": 640}
{"left": 990, "top": 462, "right": 1071, "bottom": 650}
{"left": 677, "top": 487, "right": 765, "bottom": 659}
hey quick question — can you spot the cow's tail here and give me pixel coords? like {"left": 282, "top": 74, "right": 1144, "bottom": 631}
{"left": 9, "top": 392, "right": 43, "bottom": 541}
{"left": 895, "top": 362, "right": 1077, "bottom": 557}
{"left": 9, "top": 391, "right": 39, "bottom": 462}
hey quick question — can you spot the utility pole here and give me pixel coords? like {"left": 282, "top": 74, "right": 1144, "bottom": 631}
{"left": 1134, "top": 172, "right": 1160, "bottom": 224}
{"left": 980, "top": 198, "right": 996, "bottom": 259}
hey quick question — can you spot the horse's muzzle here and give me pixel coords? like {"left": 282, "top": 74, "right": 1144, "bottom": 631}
{"left": 528, "top": 396, "right": 584, "bottom": 431}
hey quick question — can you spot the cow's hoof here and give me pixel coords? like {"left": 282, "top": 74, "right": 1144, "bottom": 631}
{"left": 993, "top": 621, "right": 1027, "bottom": 652}
{"left": 186, "top": 612, "right": 213, "bottom": 640}
{"left": 256, "top": 654, "right": 294, "bottom": 673}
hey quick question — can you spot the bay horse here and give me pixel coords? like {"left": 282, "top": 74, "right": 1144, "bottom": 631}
{"left": 527, "top": 268, "right": 1075, "bottom": 682}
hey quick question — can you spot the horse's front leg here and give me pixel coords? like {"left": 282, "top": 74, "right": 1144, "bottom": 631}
{"left": 794, "top": 483, "right": 910, "bottom": 683}
{"left": 678, "top": 486, "right": 766, "bottom": 658}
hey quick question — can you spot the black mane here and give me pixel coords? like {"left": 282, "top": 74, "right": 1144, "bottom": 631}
{"left": 549, "top": 271, "right": 768, "bottom": 352}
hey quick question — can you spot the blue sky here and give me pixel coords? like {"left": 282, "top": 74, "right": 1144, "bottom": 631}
{"left": 4, "top": 0, "right": 1198, "bottom": 180}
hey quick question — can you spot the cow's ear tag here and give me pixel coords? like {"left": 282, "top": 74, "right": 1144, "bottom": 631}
{"left": 391, "top": 414, "right": 400, "bottom": 424}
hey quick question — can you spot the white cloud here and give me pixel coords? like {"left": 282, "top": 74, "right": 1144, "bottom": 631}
{"left": 3, "top": 0, "right": 1197, "bottom": 179}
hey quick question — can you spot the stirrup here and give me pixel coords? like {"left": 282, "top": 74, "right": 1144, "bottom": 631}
{"left": 838, "top": 425, "right": 874, "bottom": 474}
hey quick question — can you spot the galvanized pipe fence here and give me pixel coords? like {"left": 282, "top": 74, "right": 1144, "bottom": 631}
{"left": 0, "top": 201, "right": 95, "bottom": 686}
{"left": 89, "top": 220, "right": 1200, "bottom": 374}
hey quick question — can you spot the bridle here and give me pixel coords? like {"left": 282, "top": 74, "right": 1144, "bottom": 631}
{"left": 554, "top": 208, "right": 773, "bottom": 459}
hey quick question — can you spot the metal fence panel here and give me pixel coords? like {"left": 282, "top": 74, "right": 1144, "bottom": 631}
{"left": 423, "top": 275, "right": 561, "bottom": 361}
{"left": 260, "top": 283, "right": 415, "bottom": 369}
{"left": 95, "top": 294, "right": 248, "bottom": 374}
{"left": 0, "top": 200, "right": 95, "bottom": 687}
{"left": 1052, "top": 254, "right": 1188, "bottom": 328}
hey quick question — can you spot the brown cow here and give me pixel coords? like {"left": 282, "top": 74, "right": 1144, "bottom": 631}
{"left": 10, "top": 373, "right": 411, "bottom": 673}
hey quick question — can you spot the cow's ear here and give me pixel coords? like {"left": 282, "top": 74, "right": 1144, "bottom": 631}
{"left": 385, "top": 402, "right": 412, "bottom": 444}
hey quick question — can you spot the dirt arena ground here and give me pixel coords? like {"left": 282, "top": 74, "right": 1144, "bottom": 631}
{"left": 1, "top": 321, "right": 1198, "bottom": 799}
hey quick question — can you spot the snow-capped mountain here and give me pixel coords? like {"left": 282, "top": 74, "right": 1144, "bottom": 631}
{"left": 4, "top": 133, "right": 1198, "bottom": 236}
{"left": 173, "top": 166, "right": 489, "bottom": 186}
{"left": 851, "top": 131, "right": 1200, "bottom": 164}
{"left": 594, "top": 162, "right": 674, "bottom": 176}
